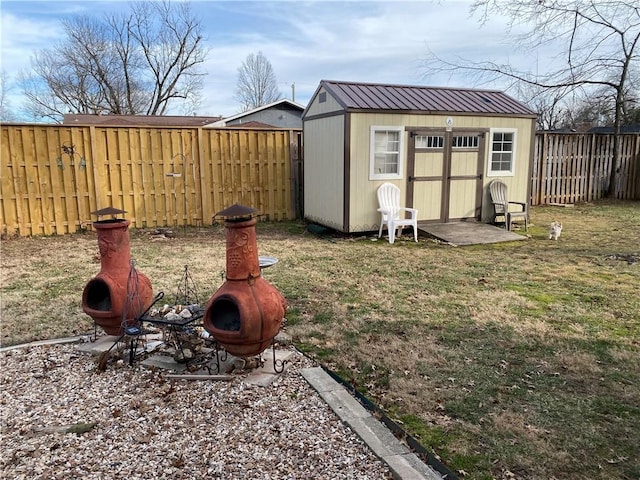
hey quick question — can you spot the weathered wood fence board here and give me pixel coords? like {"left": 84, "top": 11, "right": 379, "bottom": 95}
{"left": 532, "top": 132, "right": 640, "bottom": 205}
{"left": 1, "top": 124, "right": 301, "bottom": 236}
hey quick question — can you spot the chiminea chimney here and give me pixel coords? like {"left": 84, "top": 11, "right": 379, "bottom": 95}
{"left": 203, "top": 205, "right": 286, "bottom": 357}
{"left": 81, "top": 208, "right": 153, "bottom": 335}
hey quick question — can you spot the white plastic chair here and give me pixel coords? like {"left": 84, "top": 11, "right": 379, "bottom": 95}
{"left": 377, "top": 183, "right": 418, "bottom": 244}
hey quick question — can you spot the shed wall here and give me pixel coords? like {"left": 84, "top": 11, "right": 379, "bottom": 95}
{"left": 303, "top": 115, "right": 345, "bottom": 230}
{"left": 305, "top": 87, "right": 344, "bottom": 117}
{"left": 347, "top": 112, "right": 535, "bottom": 232}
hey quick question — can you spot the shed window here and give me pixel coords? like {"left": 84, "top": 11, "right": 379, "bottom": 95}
{"left": 370, "top": 126, "right": 404, "bottom": 180}
{"left": 452, "top": 135, "right": 479, "bottom": 149}
{"left": 415, "top": 135, "right": 444, "bottom": 149}
{"left": 487, "top": 129, "right": 516, "bottom": 176}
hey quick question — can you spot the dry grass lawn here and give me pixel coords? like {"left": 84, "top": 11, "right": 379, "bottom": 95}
{"left": 1, "top": 200, "right": 639, "bottom": 480}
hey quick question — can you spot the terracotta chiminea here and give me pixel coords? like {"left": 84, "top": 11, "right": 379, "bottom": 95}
{"left": 82, "top": 208, "right": 153, "bottom": 336}
{"left": 203, "top": 204, "right": 286, "bottom": 357}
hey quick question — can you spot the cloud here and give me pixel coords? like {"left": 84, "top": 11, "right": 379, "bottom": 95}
{"left": 1, "top": 12, "right": 61, "bottom": 71}
{"left": 1, "top": 0, "right": 550, "bottom": 120}
{"left": 196, "top": 1, "right": 481, "bottom": 115}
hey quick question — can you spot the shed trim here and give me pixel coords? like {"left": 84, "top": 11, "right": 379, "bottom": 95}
{"left": 527, "top": 121, "right": 536, "bottom": 204}
{"left": 303, "top": 111, "right": 347, "bottom": 122}
{"left": 306, "top": 109, "right": 537, "bottom": 121}
{"left": 407, "top": 126, "right": 491, "bottom": 133}
{"left": 343, "top": 113, "right": 351, "bottom": 232}
{"left": 342, "top": 108, "right": 537, "bottom": 119}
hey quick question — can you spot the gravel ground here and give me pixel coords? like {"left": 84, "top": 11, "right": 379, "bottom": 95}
{"left": 0, "top": 344, "right": 393, "bottom": 479}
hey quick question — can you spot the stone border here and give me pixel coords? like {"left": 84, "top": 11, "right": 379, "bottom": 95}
{"left": 0, "top": 335, "right": 85, "bottom": 353}
{"left": 302, "top": 367, "right": 444, "bottom": 480}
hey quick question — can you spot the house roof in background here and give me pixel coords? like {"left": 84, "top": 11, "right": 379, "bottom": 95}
{"left": 63, "top": 114, "right": 223, "bottom": 127}
{"left": 225, "top": 121, "right": 278, "bottom": 129}
{"left": 588, "top": 125, "right": 640, "bottom": 134}
{"left": 210, "top": 99, "right": 305, "bottom": 126}
{"left": 309, "top": 80, "right": 536, "bottom": 117}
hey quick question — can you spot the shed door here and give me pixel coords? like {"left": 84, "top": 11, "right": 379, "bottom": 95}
{"left": 407, "top": 130, "right": 486, "bottom": 222}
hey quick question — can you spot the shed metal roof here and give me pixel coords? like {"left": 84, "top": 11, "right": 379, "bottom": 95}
{"left": 315, "top": 80, "right": 536, "bottom": 117}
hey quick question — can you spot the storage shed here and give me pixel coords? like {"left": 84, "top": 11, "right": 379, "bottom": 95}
{"left": 302, "top": 80, "right": 537, "bottom": 233}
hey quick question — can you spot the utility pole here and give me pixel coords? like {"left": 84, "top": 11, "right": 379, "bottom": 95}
{"left": 282, "top": 82, "right": 296, "bottom": 102}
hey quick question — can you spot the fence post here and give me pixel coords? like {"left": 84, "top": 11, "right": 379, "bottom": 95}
{"left": 289, "top": 130, "right": 303, "bottom": 219}
{"left": 539, "top": 132, "right": 547, "bottom": 205}
{"left": 635, "top": 135, "right": 640, "bottom": 200}
{"left": 197, "top": 127, "right": 207, "bottom": 227}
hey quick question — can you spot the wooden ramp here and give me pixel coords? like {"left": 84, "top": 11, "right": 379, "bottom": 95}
{"left": 419, "top": 221, "right": 527, "bottom": 246}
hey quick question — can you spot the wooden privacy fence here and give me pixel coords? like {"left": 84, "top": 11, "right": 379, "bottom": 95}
{"left": 3, "top": 125, "right": 637, "bottom": 236}
{"left": 532, "top": 132, "right": 640, "bottom": 205}
{"left": 1, "top": 124, "right": 302, "bottom": 236}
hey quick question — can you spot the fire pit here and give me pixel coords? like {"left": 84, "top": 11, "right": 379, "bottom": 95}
{"left": 203, "top": 204, "right": 286, "bottom": 357}
{"left": 82, "top": 208, "right": 153, "bottom": 336}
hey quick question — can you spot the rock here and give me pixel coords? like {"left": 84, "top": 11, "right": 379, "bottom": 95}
{"left": 274, "top": 331, "right": 293, "bottom": 346}
{"left": 174, "top": 348, "right": 195, "bottom": 363}
{"left": 65, "top": 422, "right": 97, "bottom": 435}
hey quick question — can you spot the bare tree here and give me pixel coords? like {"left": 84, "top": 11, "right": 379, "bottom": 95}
{"left": 620, "top": 67, "right": 640, "bottom": 124}
{"left": 562, "top": 89, "right": 619, "bottom": 129}
{"left": 423, "top": 1, "right": 640, "bottom": 197}
{"left": 20, "top": 0, "right": 207, "bottom": 121}
{"left": 0, "top": 71, "right": 17, "bottom": 121}
{"left": 234, "top": 52, "right": 281, "bottom": 111}
{"left": 511, "top": 82, "right": 579, "bottom": 130}
{"left": 127, "top": 1, "right": 207, "bottom": 115}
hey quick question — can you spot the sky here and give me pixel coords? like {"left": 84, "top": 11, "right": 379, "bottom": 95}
{"left": 0, "top": 0, "right": 546, "bottom": 121}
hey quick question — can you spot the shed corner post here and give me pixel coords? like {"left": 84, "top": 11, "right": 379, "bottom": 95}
{"left": 528, "top": 122, "right": 538, "bottom": 206}
{"left": 342, "top": 112, "right": 351, "bottom": 233}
